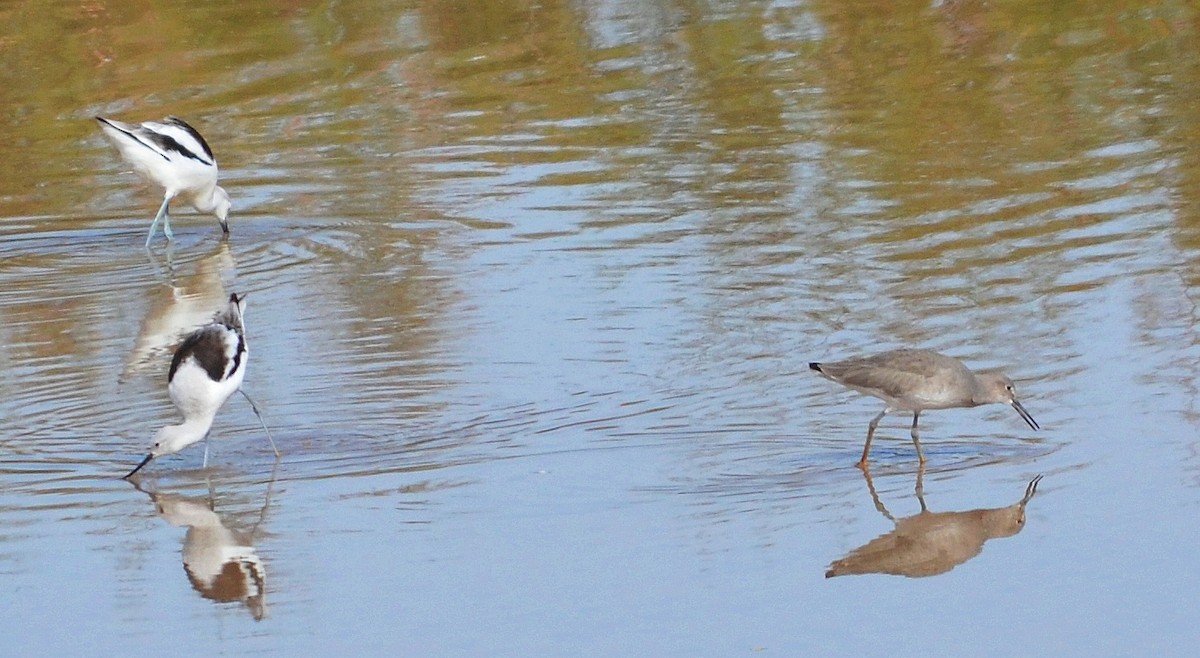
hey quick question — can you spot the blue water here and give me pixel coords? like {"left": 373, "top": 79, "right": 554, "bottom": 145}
{"left": 2, "top": 1, "right": 1199, "bottom": 655}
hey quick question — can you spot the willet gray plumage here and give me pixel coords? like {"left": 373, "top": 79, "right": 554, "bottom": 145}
{"left": 809, "top": 348, "right": 1038, "bottom": 467}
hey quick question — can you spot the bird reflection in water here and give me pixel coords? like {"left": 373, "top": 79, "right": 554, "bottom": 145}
{"left": 122, "top": 240, "right": 235, "bottom": 382}
{"left": 826, "top": 468, "right": 1043, "bottom": 578}
{"left": 130, "top": 471, "right": 276, "bottom": 620}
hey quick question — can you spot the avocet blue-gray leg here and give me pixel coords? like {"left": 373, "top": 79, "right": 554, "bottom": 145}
{"left": 239, "top": 389, "right": 280, "bottom": 457}
{"left": 146, "top": 195, "right": 172, "bottom": 247}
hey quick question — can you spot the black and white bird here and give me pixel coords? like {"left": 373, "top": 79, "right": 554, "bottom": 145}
{"left": 125, "top": 293, "right": 278, "bottom": 478}
{"left": 146, "top": 490, "right": 269, "bottom": 620}
{"left": 95, "top": 115, "right": 231, "bottom": 247}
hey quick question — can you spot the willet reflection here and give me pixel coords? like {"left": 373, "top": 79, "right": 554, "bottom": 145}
{"left": 826, "top": 468, "right": 1043, "bottom": 578}
{"left": 130, "top": 474, "right": 276, "bottom": 620}
{"left": 122, "top": 241, "right": 234, "bottom": 381}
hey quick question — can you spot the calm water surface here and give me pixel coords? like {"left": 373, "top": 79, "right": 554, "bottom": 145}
{"left": 2, "top": 1, "right": 1200, "bottom": 655}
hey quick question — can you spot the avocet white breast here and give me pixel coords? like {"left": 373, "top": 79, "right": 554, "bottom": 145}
{"left": 125, "top": 293, "right": 278, "bottom": 478}
{"left": 96, "top": 115, "right": 231, "bottom": 247}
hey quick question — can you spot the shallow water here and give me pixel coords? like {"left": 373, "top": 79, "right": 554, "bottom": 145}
{"left": 3, "top": 1, "right": 1200, "bottom": 655}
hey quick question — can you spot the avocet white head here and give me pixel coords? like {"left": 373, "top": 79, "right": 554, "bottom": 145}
{"left": 125, "top": 293, "right": 278, "bottom": 478}
{"left": 95, "top": 116, "right": 231, "bottom": 247}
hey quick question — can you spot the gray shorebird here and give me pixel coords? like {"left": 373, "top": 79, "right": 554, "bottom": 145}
{"left": 810, "top": 348, "right": 1038, "bottom": 467}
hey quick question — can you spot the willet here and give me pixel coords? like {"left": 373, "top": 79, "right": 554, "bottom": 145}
{"left": 96, "top": 116, "right": 230, "bottom": 246}
{"left": 124, "top": 293, "right": 278, "bottom": 478}
{"left": 810, "top": 348, "right": 1039, "bottom": 467}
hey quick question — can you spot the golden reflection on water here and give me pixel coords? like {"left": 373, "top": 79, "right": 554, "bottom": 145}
{"left": 826, "top": 469, "right": 1043, "bottom": 578}
{"left": 122, "top": 242, "right": 234, "bottom": 381}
